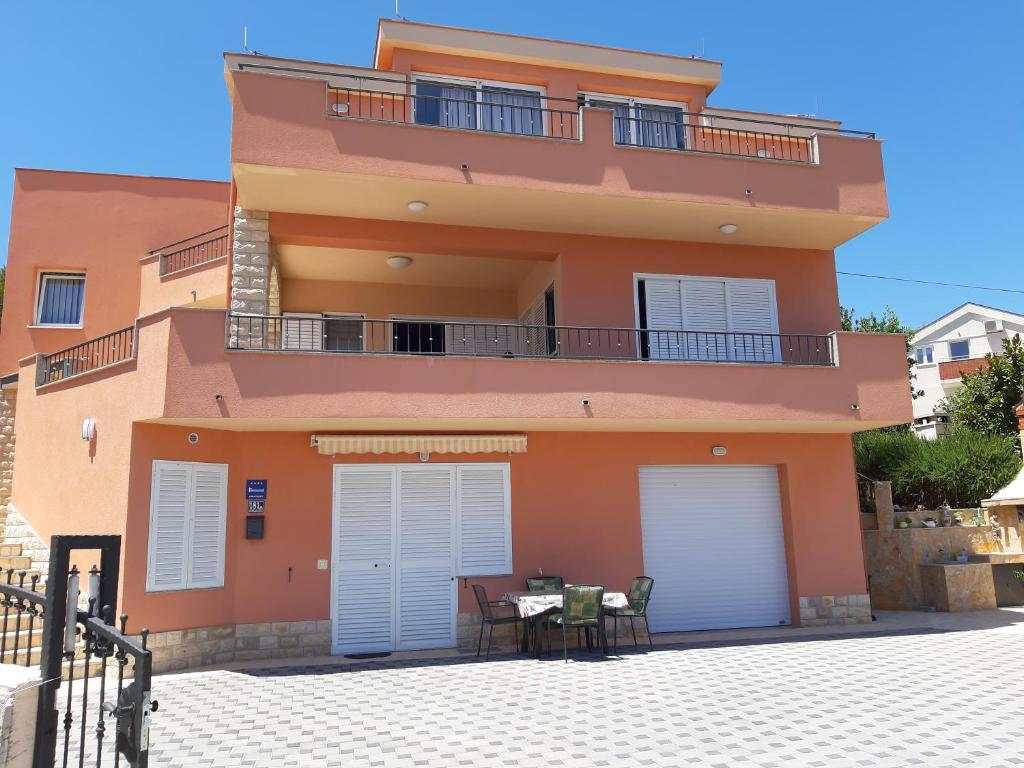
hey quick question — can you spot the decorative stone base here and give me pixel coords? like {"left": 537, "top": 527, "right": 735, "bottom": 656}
{"left": 147, "top": 621, "right": 331, "bottom": 674}
{"left": 798, "top": 594, "right": 872, "bottom": 626}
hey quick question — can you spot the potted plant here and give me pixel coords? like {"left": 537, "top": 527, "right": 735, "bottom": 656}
{"left": 896, "top": 515, "right": 912, "bottom": 529}
{"left": 923, "top": 516, "right": 938, "bottom": 528}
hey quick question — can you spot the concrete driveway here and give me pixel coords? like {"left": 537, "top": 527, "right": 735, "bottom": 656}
{"left": 131, "top": 610, "right": 1024, "bottom": 766}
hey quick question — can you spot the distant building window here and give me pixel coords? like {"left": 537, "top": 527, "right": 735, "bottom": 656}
{"left": 948, "top": 339, "right": 970, "bottom": 361}
{"left": 35, "top": 272, "right": 85, "bottom": 326}
{"left": 915, "top": 346, "right": 934, "bottom": 365}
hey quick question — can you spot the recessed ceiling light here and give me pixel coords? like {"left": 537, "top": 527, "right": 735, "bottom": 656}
{"left": 387, "top": 255, "right": 414, "bottom": 270}
{"left": 719, "top": 224, "right": 738, "bottom": 235}
{"left": 407, "top": 201, "right": 428, "bottom": 212}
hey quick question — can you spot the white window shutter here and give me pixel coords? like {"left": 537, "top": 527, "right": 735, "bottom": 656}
{"left": 518, "top": 291, "right": 548, "bottom": 356}
{"left": 644, "top": 279, "right": 684, "bottom": 359}
{"left": 188, "top": 464, "right": 228, "bottom": 589}
{"left": 456, "top": 464, "right": 511, "bottom": 576}
{"left": 147, "top": 461, "right": 227, "bottom": 592}
{"left": 725, "top": 281, "right": 779, "bottom": 362}
{"left": 283, "top": 313, "right": 324, "bottom": 351}
{"left": 147, "top": 462, "right": 190, "bottom": 592}
{"left": 682, "top": 280, "right": 729, "bottom": 361}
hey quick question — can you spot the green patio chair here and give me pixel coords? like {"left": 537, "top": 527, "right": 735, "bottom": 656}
{"left": 605, "top": 576, "right": 654, "bottom": 651}
{"left": 472, "top": 584, "right": 520, "bottom": 661}
{"left": 525, "top": 576, "right": 564, "bottom": 592}
{"left": 548, "top": 585, "right": 606, "bottom": 662}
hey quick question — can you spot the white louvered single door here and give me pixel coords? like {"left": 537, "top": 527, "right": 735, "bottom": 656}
{"left": 396, "top": 467, "right": 457, "bottom": 651}
{"left": 682, "top": 279, "right": 729, "bottom": 361}
{"left": 188, "top": 465, "right": 228, "bottom": 589}
{"left": 643, "top": 279, "right": 685, "bottom": 360}
{"left": 726, "top": 281, "right": 779, "bottom": 362}
{"left": 332, "top": 467, "right": 396, "bottom": 654}
{"left": 147, "top": 463, "right": 190, "bottom": 591}
{"left": 639, "top": 465, "right": 791, "bottom": 632}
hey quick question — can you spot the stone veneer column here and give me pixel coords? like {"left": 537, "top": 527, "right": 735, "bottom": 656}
{"left": 0, "top": 387, "right": 15, "bottom": 512}
{"left": 229, "top": 208, "right": 273, "bottom": 349}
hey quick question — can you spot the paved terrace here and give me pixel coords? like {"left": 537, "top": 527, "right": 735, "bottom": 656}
{"left": 92, "top": 609, "right": 1024, "bottom": 767}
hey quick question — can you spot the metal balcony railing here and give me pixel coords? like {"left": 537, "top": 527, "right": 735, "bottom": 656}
{"left": 150, "top": 224, "right": 230, "bottom": 276}
{"left": 324, "top": 71, "right": 581, "bottom": 140}
{"left": 35, "top": 325, "right": 136, "bottom": 386}
{"left": 227, "top": 314, "right": 836, "bottom": 366}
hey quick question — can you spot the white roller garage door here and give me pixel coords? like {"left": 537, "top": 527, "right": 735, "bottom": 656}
{"left": 639, "top": 465, "right": 791, "bottom": 632}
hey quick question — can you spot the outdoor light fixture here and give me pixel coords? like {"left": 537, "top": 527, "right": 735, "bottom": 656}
{"left": 407, "top": 201, "right": 428, "bottom": 212}
{"left": 712, "top": 446, "right": 727, "bottom": 456}
{"left": 387, "top": 255, "right": 414, "bottom": 270}
{"left": 81, "top": 417, "right": 96, "bottom": 442}
{"left": 718, "top": 224, "right": 738, "bottom": 235}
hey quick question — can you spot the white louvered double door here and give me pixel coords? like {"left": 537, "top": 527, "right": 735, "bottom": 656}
{"left": 332, "top": 463, "right": 511, "bottom": 654}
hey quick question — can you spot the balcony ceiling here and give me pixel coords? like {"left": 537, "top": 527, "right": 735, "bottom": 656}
{"left": 234, "top": 163, "right": 881, "bottom": 250}
{"left": 276, "top": 245, "right": 547, "bottom": 289}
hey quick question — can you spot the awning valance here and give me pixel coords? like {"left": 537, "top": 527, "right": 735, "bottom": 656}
{"left": 312, "top": 434, "right": 528, "bottom": 456}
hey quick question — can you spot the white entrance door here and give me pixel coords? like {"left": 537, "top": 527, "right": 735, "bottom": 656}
{"left": 639, "top": 465, "right": 791, "bottom": 632}
{"left": 332, "top": 466, "right": 396, "bottom": 654}
{"left": 331, "top": 465, "right": 462, "bottom": 654}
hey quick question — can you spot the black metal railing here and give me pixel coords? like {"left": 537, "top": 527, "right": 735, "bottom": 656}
{"left": 34, "top": 535, "right": 156, "bottom": 768}
{"left": 611, "top": 111, "right": 873, "bottom": 163}
{"left": 324, "top": 71, "right": 581, "bottom": 140}
{"left": 36, "top": 326, "right": 136, "bottom": 386}
{"left": 0, "top": 567, "right": 46, "bottom": 667}
{"left": 227, "top": 314, "right": 836, "bottom": 366}
{"left": 150, "top": 224, "right": 230, "bottom": 276}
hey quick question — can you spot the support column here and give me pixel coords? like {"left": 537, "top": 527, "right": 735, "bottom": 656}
{"left": 229, "top": 208, "right": 273, "bottom": 349}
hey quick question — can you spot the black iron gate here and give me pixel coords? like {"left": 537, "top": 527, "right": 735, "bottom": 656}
{"left": 0, "top": 535, "right": 157, "bottom": 768}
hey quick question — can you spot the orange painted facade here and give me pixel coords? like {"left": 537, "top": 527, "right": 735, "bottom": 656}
{"left": 1, "top": 20, "right": 911, "bottom": 647}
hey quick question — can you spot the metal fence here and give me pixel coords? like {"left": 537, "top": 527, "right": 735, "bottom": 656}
{"left": 326, "top": 71, "right": 581, "bottom": 140}
{"left": 151, "top": 225, "right": 230, "bottom": 276}
{"left": 227, "top": 314, "right": 836, "bottom": 366}
{"left": 9, "top": 535, "right": 158, "bottom": 768}
{"left": 35, "top": 326, "right": 136, "bottom": 387}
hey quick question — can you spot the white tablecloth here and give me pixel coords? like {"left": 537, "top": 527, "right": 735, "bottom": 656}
{"left": 501, "top": 590, "right": 629, "bottom": 618}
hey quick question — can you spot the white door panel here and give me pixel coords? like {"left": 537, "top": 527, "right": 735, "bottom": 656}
{"left": 639, "top": 465, "right": 791, "bottom": 632}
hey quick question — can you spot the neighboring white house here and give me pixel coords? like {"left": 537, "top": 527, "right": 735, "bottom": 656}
{"left": 910, "top": 303, "right": 1024, "bottom": 439}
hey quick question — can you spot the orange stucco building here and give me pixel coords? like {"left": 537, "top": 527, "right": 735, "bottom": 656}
{"left": 0, "top": 20, "right": 910, "bottom": 666}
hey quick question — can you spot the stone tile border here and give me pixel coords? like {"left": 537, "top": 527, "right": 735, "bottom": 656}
{"left": 799, "top": 593, "right": 872, "bottom": 626}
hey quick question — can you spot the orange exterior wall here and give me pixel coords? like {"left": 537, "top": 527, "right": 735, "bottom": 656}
{"left": 137, "top": 255, "right": 228, "bottom": 316}
{"left": 0, "top": 170, "right": 230, "bottom": 374}
{"left": 229, "top": 71, "right": 887, "bottom": 221}
{"left": 271, "top": 214, "right": 844, "bottom": 335}
{"left": 119, "top": 425, "right": 865, "bottom": 634}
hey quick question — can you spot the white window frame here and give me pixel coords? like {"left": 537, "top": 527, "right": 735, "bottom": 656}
{"left": 33, "top": 271, "right": 86, "bottom": 328}
{"left": 948, "top": 339, "right": 971, "bottom": 361}
{"left": 580, "top": 91, "right": 689, "bottom": 148}
{"left": 146, "top": 460, "right": 228, "bottom": 592}
{"left": 915, "top": 346, "right": 934, "bottom": 365}
{"left": 410, "top": 73, "right": 548, "bottom": 135}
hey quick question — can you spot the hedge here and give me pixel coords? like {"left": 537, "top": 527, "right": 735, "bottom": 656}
{"left": 854, "top": 428, "right": 1022, "bottom": 509}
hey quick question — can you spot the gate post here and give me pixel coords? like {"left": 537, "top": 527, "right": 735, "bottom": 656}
{"left": 32, "top": 535, "right": 122, "bottom": 768}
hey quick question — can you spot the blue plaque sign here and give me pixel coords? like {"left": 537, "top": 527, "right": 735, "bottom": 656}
{"left": 246, "top": 480, "right": 268, "bottom": 500}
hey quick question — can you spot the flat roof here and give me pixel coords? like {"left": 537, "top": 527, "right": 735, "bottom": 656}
{"left": 374, "top": 19, "right": 722, "bottom": 92}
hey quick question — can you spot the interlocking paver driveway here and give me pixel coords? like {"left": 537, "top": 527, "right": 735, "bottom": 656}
{"left": 104, "top": 622, "right": 1024, "bottom": 766}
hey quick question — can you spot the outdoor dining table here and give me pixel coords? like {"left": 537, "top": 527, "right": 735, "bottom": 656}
{"left": 501, "top": 589, "right": 630, "bottom": 656}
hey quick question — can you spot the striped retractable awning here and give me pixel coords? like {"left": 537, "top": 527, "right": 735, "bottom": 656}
{"left": 312, "top": 434, "right": 528, "bottom": 456}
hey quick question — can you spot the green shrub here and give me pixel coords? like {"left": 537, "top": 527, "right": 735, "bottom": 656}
{"left": 854, "top": 428, "right": 1022, "bottom": 508}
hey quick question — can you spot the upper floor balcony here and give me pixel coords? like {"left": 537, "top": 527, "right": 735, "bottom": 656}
{"left": 226, "top": 57, "right": 888, "bottom": 250}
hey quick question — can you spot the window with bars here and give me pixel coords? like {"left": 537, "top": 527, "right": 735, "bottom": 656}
{"left": 35, "top": 272, "right": 85, "bottom": 326}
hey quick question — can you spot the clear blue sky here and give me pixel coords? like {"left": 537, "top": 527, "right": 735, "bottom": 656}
{"left": 2, "top": 1, "right": 1021, "bottom": 328}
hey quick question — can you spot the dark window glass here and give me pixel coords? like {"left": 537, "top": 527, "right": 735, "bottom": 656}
{"left": 394, "top": 321, "right": 446, "bottom": 355}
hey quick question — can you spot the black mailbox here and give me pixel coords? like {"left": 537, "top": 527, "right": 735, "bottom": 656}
{"left": 246, "top": 515, "right": 265, "bottom": 540}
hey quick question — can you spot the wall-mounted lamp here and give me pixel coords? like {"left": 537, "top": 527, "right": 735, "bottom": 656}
{"left": 711, "top": 446, "right": 727, "bottom": 457}
{"left": 419, "top": 451, "right": 430, "bottom": 462}
{"left": 81, "top": 417, "right": 96, "bottom": 442}
{"left": 850, "top": 403, "right": 861, "bottom": 411}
